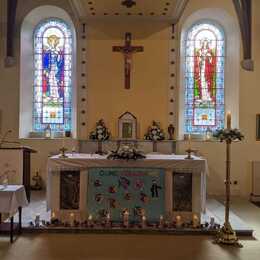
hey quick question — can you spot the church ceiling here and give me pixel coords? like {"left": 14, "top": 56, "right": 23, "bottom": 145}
{"left": 69, "top": 0, "right": 188, "bottom": 23}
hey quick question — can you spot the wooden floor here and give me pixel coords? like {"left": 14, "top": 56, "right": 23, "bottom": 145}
{"left": 0, "top": 197, "right": 260, "bottom": 260}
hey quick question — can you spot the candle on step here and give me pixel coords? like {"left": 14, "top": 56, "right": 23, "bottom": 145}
{"left": 227, "top": 111, "right": 231, "bottom": 130}
{"left": 106, "top": 213, "right": 111, "bottom": 226}
{"left": 159, "top": 215, "right": 164, "bottom": 228}
{"left": 123, "top": 210, "right": 129, "bottom": 227}
{"left": 69, "top": 212, "right": 75, "bottom": 227}
{"left": 88, "top": 214, "right": 93, "bottom": 227}
{"left": 176, "top": 215, "right": 182, "bottom": 228}
{"left": 192, "top": 214, "right": 199, "bottom": 228}
{"left": 142, "top": 215, "right": 146, "bottom": 228}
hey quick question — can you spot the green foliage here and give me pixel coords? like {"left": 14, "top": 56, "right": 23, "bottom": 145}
{"left": 213, "top": 128, "right": 244, "bottom": 142}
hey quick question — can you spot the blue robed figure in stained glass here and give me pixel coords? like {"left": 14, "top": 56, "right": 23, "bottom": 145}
{"left": 33, "top": 19, "right": 73, "bottom": 132}
{"left": 42, "top": 34, "right": 64, "bottom": 100}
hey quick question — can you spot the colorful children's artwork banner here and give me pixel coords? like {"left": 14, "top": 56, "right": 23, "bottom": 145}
{"left": 87, "top": 167, "right": 165, "bottom": 222}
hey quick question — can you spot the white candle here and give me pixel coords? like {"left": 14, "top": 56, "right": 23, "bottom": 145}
{"left": 159, "top": 215, "right": 164, "bottom": 228}
{"left": 188, "top": 134, "right": 191, "bottom": 149}
{"left": 69, "top": 213, "right": 75, "bottom": 227}
{"left": 88, "top": 214, "right": 93, "bottom": 226}
{"left": 142, "top": 215, "right": 146, "bottom": 228}
{"left": 176, "top": 215, "right": 182, "bottom": 228}
{"left": 123, "top": 211, "right": 129, "bottom": 227}
{"left": 227, "top": 111, "right": 231, "bottom": 130}
{"left": 106, "top": 213, "right": 111, "bottom": 226}
{"left": 51, "top": 211, "right": 56, "bottom": 220}
{"left": 192, "top": 214, "right": 199, "bottom": 228}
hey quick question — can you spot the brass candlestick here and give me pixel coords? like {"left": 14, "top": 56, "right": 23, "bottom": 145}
{"left": 214, "top": 139, "right": 242, "bottom": 247}
{"left": 214, "top": 111, "right": 243, "bottom": 247}
{"left": 185, "top": 148, "right": 196, "bottom": 160}
{"left": 59, "top": 147, "right": 68, "bottom": 158}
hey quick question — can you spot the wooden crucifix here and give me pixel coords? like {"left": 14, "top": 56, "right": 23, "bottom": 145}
{"left": 113, "top": 32, "right": 144, "bottom": 89}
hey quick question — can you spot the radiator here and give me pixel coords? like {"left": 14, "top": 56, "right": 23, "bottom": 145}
{"left": 251, "top": 161, "right": 260, "bottom": 201}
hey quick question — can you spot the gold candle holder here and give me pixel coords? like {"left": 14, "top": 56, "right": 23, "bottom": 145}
{"left": 185, "top": 148, "right": 196, "bottom": 160}
{"left": 59, "top": 147, "right": 68, "bottom": 158}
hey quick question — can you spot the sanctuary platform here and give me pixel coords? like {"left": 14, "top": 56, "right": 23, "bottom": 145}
{"left": 7, "top": 191, "right": 253, "bottom": 237}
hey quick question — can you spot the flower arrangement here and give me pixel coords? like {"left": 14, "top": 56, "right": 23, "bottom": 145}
{"left": 107, "top": 144, "right": 146, "bottom": 160}
{"left": 144, "top": 121, "right": 165, "bottom": 141}
{"left": 89, "top": 119, "right": 111, "bottom": 141}
{"left": 213, "top": 128, "right": 244, "bottom": 142}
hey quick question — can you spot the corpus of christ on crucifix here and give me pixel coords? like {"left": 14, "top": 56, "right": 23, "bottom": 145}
{"left": 113, "top": 32, "right": 144, "bottom": 89}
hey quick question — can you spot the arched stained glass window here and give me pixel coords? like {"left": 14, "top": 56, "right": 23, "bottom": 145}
{"left": 33, "top": 18, "right": 72, "bottom": 132}
{"left": 184, "top": 22, "right": 225, "bottom": 134}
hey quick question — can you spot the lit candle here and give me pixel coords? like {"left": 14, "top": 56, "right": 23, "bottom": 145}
{"left": 192, "top": 214, "right": 199, "bottom": 228}
{"left": 159, "top": 215, "right": 164, "bottom": 228}
{"left": 106, "top": 213, "right": 111, "bottom": 226}
{"left": 123, "top": 210, "right": 129, "bottom": 227}
{"left": 227, "top": 111, "right": 231, "bottom": 130}
{"left": 142, "top": 215, "right": 146, "bottom": 228}
{"left": 176, "top": 215, "right": 182, "bottom": 228}
{"left": 88, "top": 214, "right": 93, "bottom": 227}
{"left": 51, "top": 211, "right": 56, "bottom": 220}
{"left": 69, "top": 212, "right": 75, "bottom": 227}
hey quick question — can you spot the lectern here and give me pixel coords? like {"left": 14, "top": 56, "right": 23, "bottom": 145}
{"left": 0, "top": 147, "right": 37, "bottom": 201}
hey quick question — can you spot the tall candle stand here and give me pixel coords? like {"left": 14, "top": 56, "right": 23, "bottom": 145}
{"left": 214, "top": 112, "right": 243, "bottom": 247}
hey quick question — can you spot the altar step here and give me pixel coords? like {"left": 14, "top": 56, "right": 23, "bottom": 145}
{"left": 8, "top": 192, "right": 254, "bottom": 237}
{"left": 201, "top": 198, "right": 253, "bottom": 236}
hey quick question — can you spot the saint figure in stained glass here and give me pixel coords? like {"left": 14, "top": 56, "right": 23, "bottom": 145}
{"left": 194, "top": 39, "right": 216, "bottom": 103}
{"left": 184, "top": 22, "right": 225, "bottom": 134}
{"left": 33, "top": 18, "right": 73, "bottom": 133}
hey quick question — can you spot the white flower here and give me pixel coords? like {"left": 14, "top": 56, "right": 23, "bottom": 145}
{"left": 152, "top": 130, "right": 157, "bottom": 135}
{"left": 97, "top": 129, "right": 103, "bottom": 134}
{"left": 98, "top": 134, "right": 103, "bottom": 140}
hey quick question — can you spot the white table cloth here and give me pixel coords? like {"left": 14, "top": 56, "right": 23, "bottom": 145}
{"left": 48, "top": 153, "right": 208, "bottom": 173}
{"left": 47, "top": 153, "right": 208, "bottom": 216}
{"left": 0, "top": 185, "right": 28, "bottom": 215}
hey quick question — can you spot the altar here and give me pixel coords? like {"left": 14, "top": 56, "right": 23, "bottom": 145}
{"left": 47, "top": 153, "right": 208, "bottom": 223}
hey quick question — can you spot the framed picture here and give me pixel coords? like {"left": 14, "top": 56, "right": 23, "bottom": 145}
{"left": 118, "top": 112, "right": 137, "bottom": 140}
{"left": 256, "top": 114, "right": 260, "bottom": 141}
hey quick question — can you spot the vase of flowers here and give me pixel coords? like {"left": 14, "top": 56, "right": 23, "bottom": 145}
{"left": 144, "top": 121, "right": 165, "bottom": 152}
{"left": 107, "top": 143, "right": 146, "bottom": 160}
{"left": 89, "top": 119, "right": 111, "bottom": 155}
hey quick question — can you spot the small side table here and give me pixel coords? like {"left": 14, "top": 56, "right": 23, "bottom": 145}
{"left": 0, "top": 185, "right": 28, "bottom": 243}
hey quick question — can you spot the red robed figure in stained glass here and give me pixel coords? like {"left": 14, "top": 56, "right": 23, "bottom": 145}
{"left": 194, "top": 39, "right": 217, "bottom": 104}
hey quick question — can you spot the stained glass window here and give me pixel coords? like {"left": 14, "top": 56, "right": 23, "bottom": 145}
{"left": 33, "top": 18, "right": 73, "bottom": 132}
{"left": 184, "top": 22, "right": 225, "bottom": 134}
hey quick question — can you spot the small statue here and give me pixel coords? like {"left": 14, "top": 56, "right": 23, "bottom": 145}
{"left": 31, "top": 171, "right": 43, "bottom": 190}
{"left": 168, "top": 124, "right": 175, "bottom": 140}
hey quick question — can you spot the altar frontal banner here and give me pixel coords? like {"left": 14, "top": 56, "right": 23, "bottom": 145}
{"left": 87, "top": 167, "right": 165, "bottom": 222}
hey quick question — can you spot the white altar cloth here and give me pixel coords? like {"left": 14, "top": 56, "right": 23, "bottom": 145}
{"left": 48, "top": 153, "right": 208, "bottom": 173}
{"left": 0, "top": 185, "right": 28, "bottom": 215}
{"left": 47, "top": 153, "right": 208, "bottom": 218}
